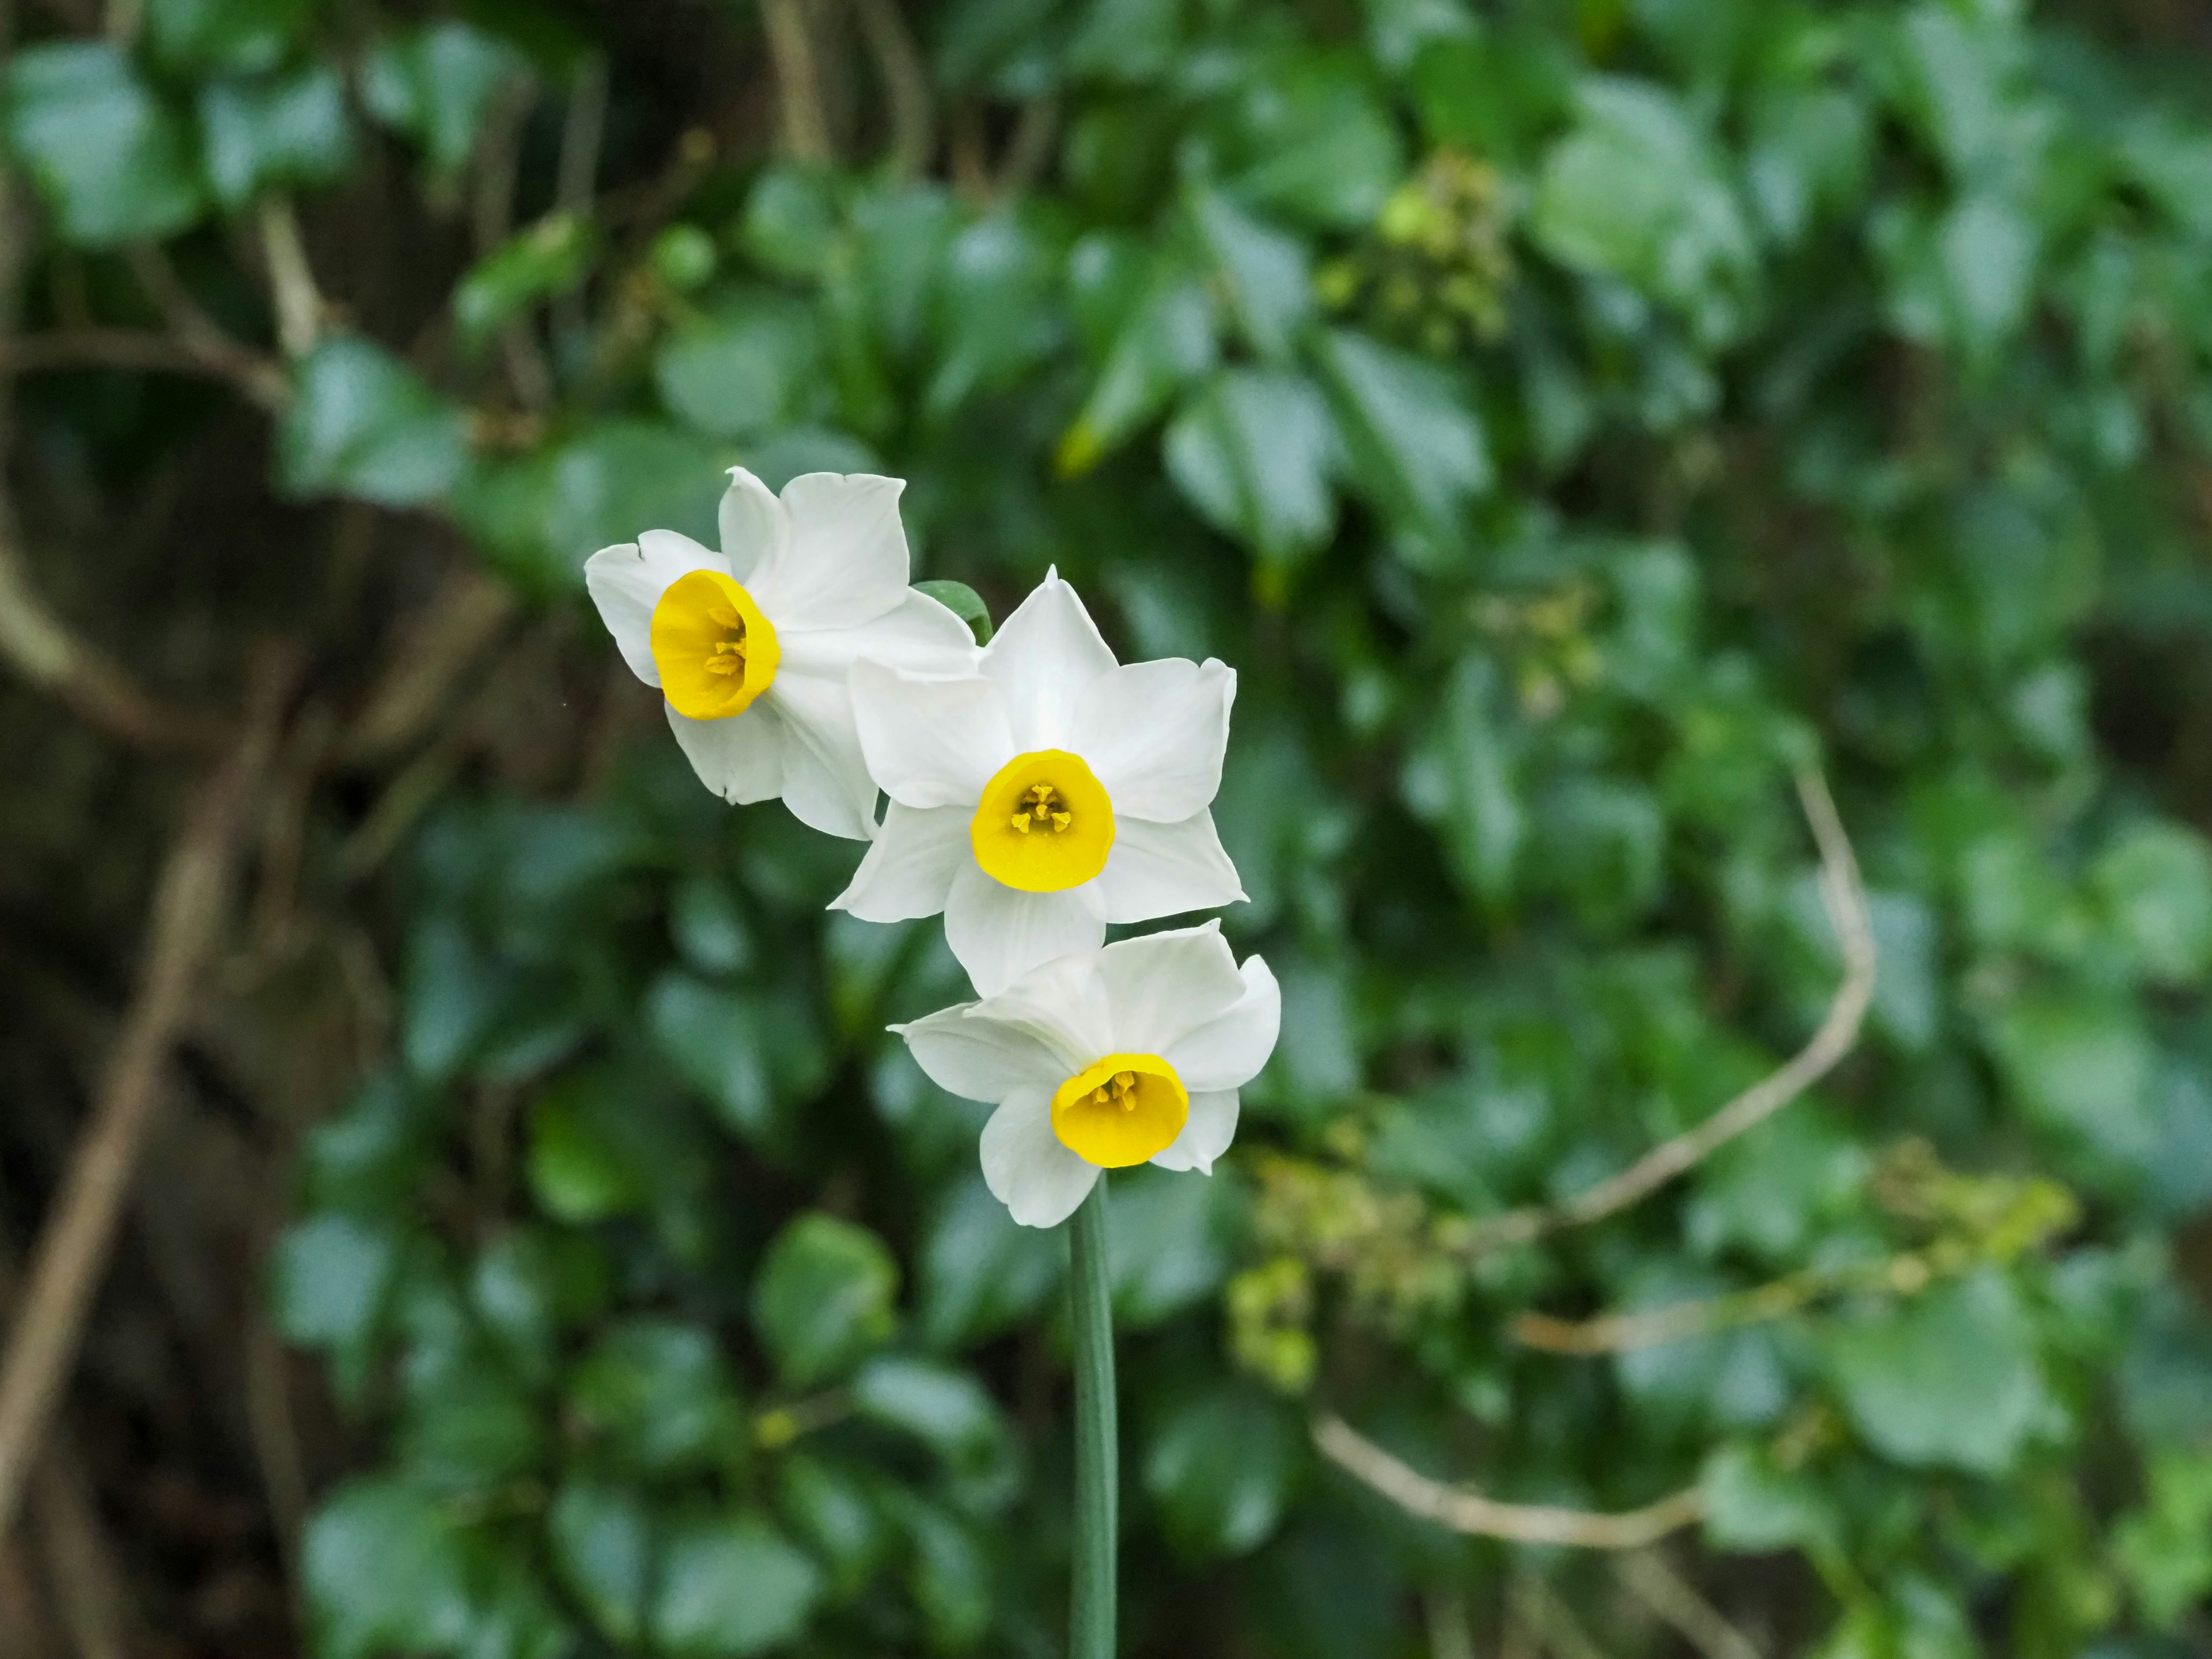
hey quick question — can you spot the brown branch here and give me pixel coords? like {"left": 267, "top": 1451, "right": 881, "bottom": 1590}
{"left": 0, "top": 328, "right": 285, "bottom": 403}
{"left": 996, "top": 97, "right": 1059, "bottom": 199}
{"left": 759, "top": 0, "right": 833, "bottom": 163}
{"left": 1465, "top": 770, "right": 1874, "bottom": 1253}
{"left": 1512, "top": 1275, "right": 1823, "bottom": 1356}
{"left": 0, "top": 651, "right": 293, "bottom": 1539}
{"left": 1512, "top": 1573, "right": 1611, "bottom": 1659}
{"left": 854, "top": 0, "right": 932, "bottom": 177}
{"left": 1313, "top": 1415, "right": 1703, "bottom": 1550}
{"left": 124, "top": 242, "right": 289, "bottom": 408}
{"left": 1615, "top": 1551, "right": 1762, "bottom": 1659}
{"left": 257, "top": 196, "right": 324, "bottom": 358}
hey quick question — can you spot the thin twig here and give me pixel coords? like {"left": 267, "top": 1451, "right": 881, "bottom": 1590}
{"left": 1465, "top": 770, "right": 1874, "bottom": 1253}
{"left": 1513, "top": 1574, "right": 1612, "bottom": 1659}
{"left": 336, "top": 568, "right": 514, "bottom": 767}
{"left": 0, "top": 180, "right": 232, "bottom": 751}
{"left": 1313, "top": 1416, "right": 1703, "bottom": 1550}
{"left": 0, "top": 329, "right": 286, "bottom": 404}
{"left": 552, "top": 56, "right": 607, "bottom": 343}
{"left": 854, "top": 0, "right": 932, "bottom": 176}
{"left": 257, "top": 195, "right": 323, "bottom": 358}
{"left": 1510, "top": 1275, "right": 1823, "bottom": 1356}
{"left": 1615, "top": 1552, "right": 1760, "bottom": 1659}
{"left": 1423, "top": 1588, "right": 1478, "bottom": 1659}
{"left": 759, "top": 0, "right": 833, "bottom": 162}
{"left": 124, "top": 242, "right": 287, "bottom": 407}
{"left": 0, "top": 652, "right": 293, "bottom": 1539}
{"left": 996, "top": 97, "right": 1059, "bottom": 199}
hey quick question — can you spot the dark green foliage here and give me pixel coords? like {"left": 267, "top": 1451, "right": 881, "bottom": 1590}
{"left": 11, "top": 0, "right": 2212, "bottom": 1653}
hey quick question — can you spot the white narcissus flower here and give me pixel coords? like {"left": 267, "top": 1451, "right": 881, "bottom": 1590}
{"left": 835, "top": 572, "right": 1244, "bottom": 995}
{"left": 895, "top": 923, "right": 1279, "bottom": 1228}
{"left": 584, "top": 469, "right": 978, "bottom": 840}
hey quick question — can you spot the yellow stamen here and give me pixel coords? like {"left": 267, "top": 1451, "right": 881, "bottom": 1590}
{"left": 1052, "top": 1053, "right": 1187, "bottom": 1168}
{"left": 650, "top": 569, "right": 780, "bottom": 720}
{"left": 971, "top": 749, "right": 1114, "bottom": 893}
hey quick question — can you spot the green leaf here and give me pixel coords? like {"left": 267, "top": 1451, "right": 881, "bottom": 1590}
{"left": 778, "top": 1455, "right": 892, "bottom": 1598}
{"left": 888, "top": 1495, "right": 994, "bottom": 1649}
{"left": 914, "top": 580, "right": 994, "bottom": 645}
{"left": 653, "top": 291, "right": 824, "bottom": 438}
{"left": 2114, "top": 1450, "right": 2212, "bottom": 1629}
{"left": 652, "top": 1512, "right": 824, "bottom": 1658}
{"left": 752, "top": 1213, "right": 900, "bottom": 1388}
{"left": 1217, "top": 55, "right": 1403, "bottom": 229}
{"left": 1143, "top": 1387, "right": 1302, "bottom": 1560}
{"left": 568, "top": 1320, "right": 747, "bottom": 1475}
{"left": 277, "top": 336, "right": 471, "bottom": 507}
{"left": 1108, "top": 1165, "right": 1236, "bottom": 1328}
{"left": 1699, "top": 1442, "right": 1838, "bottom": 1557}
{"left": 1824, "top": 1270, "right": 2046, "bottom": 1476}
{"left": 1986, "top": 994, "right": 2159, "bottom": 1179}
{"left": 927, "top": 211, "right": 1062, "bottom": 418}
{"left": 456, "top": 213, "right": 599, "bottom": 351}
{"left": 1529, "top": 77, "right": 1754, "bottom": 344}
{"left": 851, "top": 1355, "right": 1019, "bottom": 1513}
{"left": 271, "top": 1214, "right": 399, "bottom": 1354}
{"left": 741, "top": 166, "right": 842, "bottom": 281}
{"left": 3, "top": 44, "right": 206, "bottom": 248}
{"left": 548, "top": 1477, "right": 653, "bottom": 1647}
{"left": 645, "top": 972, "right": 775, "bottom": 1142}
{"left": 1165, "top": 369, "right": 1338, "bottom": 570}
{"left": 1059, "top": 251, "right": 1217, "bottom": 472}
{"left": 1400, "top": 652, "right": 1522, "bottom": 904}
{"left": 303, "top": 1479, "right": 474, "bottom": 1659}
{"left": 1189, "top": 187, "right": 1315, "bottom": 361}
{"left": 1310, "top": 328, "right": 1487, "bottom": 569}
{"left": 919, "top": 1175, "right": 1058, "bottom": 1350}
{"left": 2093, "top": 822, "right": 2212, "bottom": 985}
{"left": 199, "top": 65, "right": 353, "bottom": 208}
{"left": 362, "top": 21, "right": 526, "bottom": 176}
{"left": 146, "top": 0, "right": 310, "bottom": 73}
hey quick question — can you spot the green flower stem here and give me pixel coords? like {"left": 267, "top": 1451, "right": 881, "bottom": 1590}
{"left": 1068, "top": 1175, "right": 1117, "bottom": 1659}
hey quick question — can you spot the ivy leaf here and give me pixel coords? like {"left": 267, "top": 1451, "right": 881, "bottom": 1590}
{"left": 752, "top": 1213, "right": 900, "bottom": 1388}
{"left": 455, "top": 213, "right": 599, "bottom": 352}
{"left": 276, "top": 336, "right": 471, "bottom": 508}
{"left": 3, "top": 44, "right": 206, "bottom": 247}
{"left": 914, "top": 581, "right": 995, "bottom": 645}
{"left": 362, "top": 21, "right": 525, "bottom": 177}
{"left": 652, "top": 1512, "right": 824, "bottom": 1657}
{"left": 199, "top": 66, "right": 355, "bottom": 209}
{"left": 1165, "top": 369, "right": 1338, "bottom": 572}
{"left": 1311, "top": 328, "right": 1488, "bottom": 569}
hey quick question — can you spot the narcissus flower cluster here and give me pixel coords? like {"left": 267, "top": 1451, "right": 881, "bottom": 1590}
{"left": 589, "top": 468, "right": 1277, "bottom": 1226}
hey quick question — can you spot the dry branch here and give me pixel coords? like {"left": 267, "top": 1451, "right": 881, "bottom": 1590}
{"left": 854, "top": 0, "right": 932, "bottom": 176}
{"left": 760, "top": 0, "right": 833, "bottom": 163}
{"left": 1616, "top": 1551, "right": 1762, "bottom": 1659}
{"left": 1312, "top": 1415, "right": 1703, "bottom": 1550}
{"left": 0, "top": 327, "right": 286, "bottom": 403}
{"left": 1465, "top": 769, "right": 1875, "bottom": 1253}
{"left": 0, "top": 654, "right": 292, "bottom": 1538}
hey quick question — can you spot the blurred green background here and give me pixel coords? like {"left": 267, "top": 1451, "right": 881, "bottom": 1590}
{"left": 3, "top": 0, "right": 2212, "bottom": 1655}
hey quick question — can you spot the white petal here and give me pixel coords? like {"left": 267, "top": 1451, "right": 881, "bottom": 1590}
{"left": 666, "top": 700, "right": 786, "bottom": 804}
{"left": 746, "top": 473, "right": 911, "bottom": 632}
{"left": 1150, "top": 1089, "right": 1240, "bottom": 1174}
{"left": 718, "top": 468, "right": 787, "bottom": 583}
{"left": 897, "top": 1006, "right": 1071, "bottom": 1100}
{"left": 980, "top": 572, "right": 1118, "bottom": 751}
{"left": 1069, "top": 658, "right": 1234, "bottom": 823}
{"left": 584, "top": 531, "right": 728, "bottom": 686}
{"left": 944, "top": 861, "right": 1104, "bottom": 998}
{"left": 763, "top": 673, "right": 877, "bottom": 840}
{"left": 971, "top": 948, "right": 1115, "bottom": 1069}
{"left": 1161, "top": 954, "right": 1281, "bottom": 1093}
{"left": 831, "top": 803, "right": 966, "bottom": 921}
{"left": 980, "top": 1085, "right": 1100, "bottom": 1228}
{"left": 1092, "top": 810, "right": 1246, "bottom": 926}
{"left": 850, "top": 662, "right": 1013, "bottom": 810}
{"left": 778, "top": 588, "right": 979, "bottom": 681}
{"left": 1095, "top": 921, "right": 1246, "bottom": 1055}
